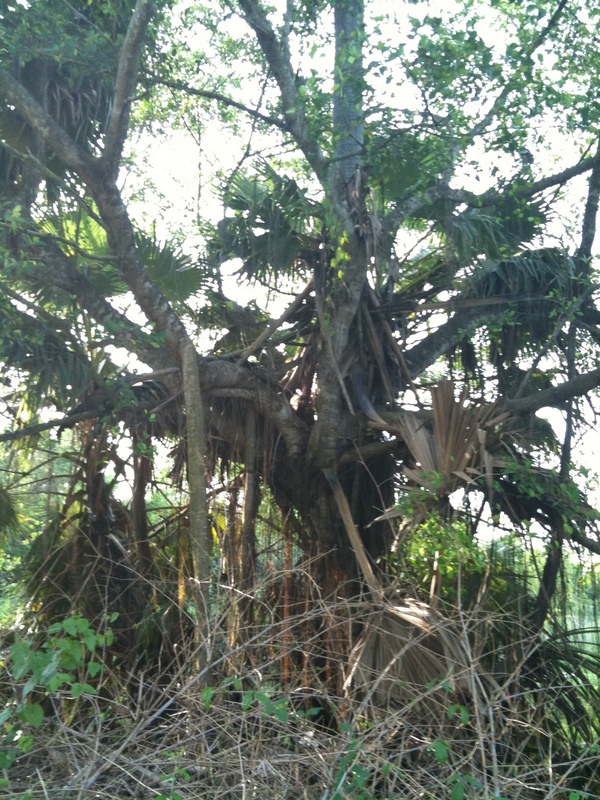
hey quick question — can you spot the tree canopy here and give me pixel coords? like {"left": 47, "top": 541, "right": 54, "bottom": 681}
{"left": 1, "top": 0, "right": 600, "bottom": 797}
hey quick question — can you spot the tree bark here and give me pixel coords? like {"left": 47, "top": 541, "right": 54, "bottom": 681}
{"left": 181, "top": 340, "right": 211, "bottom": 678}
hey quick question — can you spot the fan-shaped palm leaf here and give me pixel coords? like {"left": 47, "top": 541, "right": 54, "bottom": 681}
{"left": 134, "top": 231, "right": 206, "bottom": 303}
{"left": 0, "top": 298, "right": 93, "bottom": 417}
{"left": 395, "top": 381, "right": 509, "bottom": 500}
{"left": 344, "top": 599, "right": 491, "bottom": 714}
{"left": 209, "top": 164, "right": 322, "bottom": 282}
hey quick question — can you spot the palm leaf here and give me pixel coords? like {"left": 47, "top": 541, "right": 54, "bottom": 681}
{"left": 209, "top": 164, "right": 321, "bottom": 282}
{"left": 345, "top": 599, "right": 491, "bottom": 713}
{"left": 0, "top": 299, "right": 93, "bottom": 416}
{"left": 450, "top": 196, "right": 548, "bottom": 264}
{"left": 134, "top": 231, "right": 206, "bottom": 303}
{"left": 394, "top": 381, "right": 509, "bottom": 500}
{"left": 0, "top": 479, "right": 20, "bottom": 537}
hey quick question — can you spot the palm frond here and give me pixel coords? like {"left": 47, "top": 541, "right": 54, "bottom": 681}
{"left": 135, "top": 231, "right": 206, "bottom": 303}
{"left": 466, "top": 247, "right": 575, "bottom": 300}
{"left": 0, "top": 299, "right": 93, "bottom": 417}
{"left": 345, "top": 599, "right": 489, "bottom": 713}
{"left": 209, "top": 164, "right": 322, "bottom": 282}
{"left": 0, "top": 480, "right": 20, "bottom": 537}
{"left": 451, "top": 195, "right": 548, "bottom": 264}
{"left": 395, "top": 381, "right": 508, "bottom": 500}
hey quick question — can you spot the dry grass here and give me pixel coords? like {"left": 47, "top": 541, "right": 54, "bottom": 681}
{"left": 1, "top": 586, "right": 598, "bottom": 800}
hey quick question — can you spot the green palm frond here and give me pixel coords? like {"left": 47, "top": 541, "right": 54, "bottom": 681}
{"left": 466, "top": 247, "right": 575, "bottom": 299}
{"left": 209, "top": 164, "right": 322, "bottom": 282}
{"left": 0, "top": 480, "right": 20, "bottom": 538}
{"left": 0, "top": 299, "right": 93, "bottom": 416}
{"left": 134, "top": 231, "right": 206, "bottom": 303}
{"left": 39, "top": 213, "right": 206, "bottom": 303}
{"left": 40, "top": 212, "right": 128, "bottom": 299}
{"left": 450, "top": 195, "right": 548, "bottom": 264}
{"left": 464, "top": 247, "right": 576, "bottom": 362}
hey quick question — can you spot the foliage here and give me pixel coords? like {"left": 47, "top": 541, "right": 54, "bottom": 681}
{"left": 0, "top": 0, "right": 600, "bottom": 796}
{"left": 0, "top": 615, "right": 112, "bottom": 770}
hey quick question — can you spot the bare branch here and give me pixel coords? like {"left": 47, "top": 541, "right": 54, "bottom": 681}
{"left": 101, "top": 0, "right": 156, "bottom": 179}
{"left": 0, "top": 411, "right": 99, "bottom": 443}
{"left": 570, "top": 528, "right": 600, "bottom": 556}
{"left": 487, "top": 152, "right": 600, "bottom": 205}
{"left": 143, "top": 76, "right": 286, "bottom": 129}
{"left": 507, "top": 367, "right": 600, "bottom": 415}
{"left": 466, "top": 0, "right": 569, "bottom": 142}
{"left": 577, "top": 140, "right": 600, "bottom": 265}
{"left": 404, "top": 306, "right": 486, "bottom": 378}
{"left": 236, "top": 281, "right": 313, "bottom": 365}
{"left": 382, "top": 151, "right": 600, "bottom": 242}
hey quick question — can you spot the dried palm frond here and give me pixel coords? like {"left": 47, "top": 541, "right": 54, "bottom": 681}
{"left": 375, "top": 382, "right": 510, "bottom": 529}
{"left": 344, "top": 599, "right": 493, "bottom": 717}
{"left": 327, "top": 470, "right": 494, "bottom": 718}
{"left": 401, "top": 381, "right": 508, "bottom": 495}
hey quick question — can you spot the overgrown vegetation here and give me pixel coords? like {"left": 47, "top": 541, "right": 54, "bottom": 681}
{"left": 1, "top": 0, "right": 600, "bottom": 796}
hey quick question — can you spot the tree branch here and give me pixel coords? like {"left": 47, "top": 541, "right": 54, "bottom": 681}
{"left": 143, "top": 76, "right": 285, "bottom": 129}
{"left": 404, "top": 306, "right": 486, "bottom": 378}
{"left": 465, "top": 0, "right": 569, "bottom": 143}
{"left": 506, "top": 367, "right": 600, "bottom": 415}
{"left": 236, "top": 281, "right": 313, "bottom": 365}
{"left": 484, "top": 152, "right": 600, "bottom": 206}
{"left": 236, "top": 0, "right": 327, "bottom": 181}
{"left": 101, "top": 0, "right": 156, "bottom": 179}
{"left": 0, "top": 411, "right": 99, "bottom": 443}
{"left": 576, "top": 140, "right": 600, "bottom": 265}
{"left": 0, "top": 68, "right": 98, "bottom": 184}
{"left": 570, "top": 528, "right": 600, "bottom": 557}
{"left": 331, "top": 0, "right": 365, "bottom": 190}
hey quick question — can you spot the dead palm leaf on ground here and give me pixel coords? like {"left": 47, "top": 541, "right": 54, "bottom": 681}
{"left": 327, "top": 446, "right": 495, "bottom": 717}
{"left": 344, "top": 599, "right": 479, "bottom": 713}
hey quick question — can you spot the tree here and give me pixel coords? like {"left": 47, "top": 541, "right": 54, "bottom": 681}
{"left": 3, "top": 0, "right": 600, "bottom": 795}
{"left": 1, "top": 0, "right": 600, "bottom": 751}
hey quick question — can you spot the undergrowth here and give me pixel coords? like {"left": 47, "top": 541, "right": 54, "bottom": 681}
{"left": 1, "top": 583, "right": 598, "bottom": 800}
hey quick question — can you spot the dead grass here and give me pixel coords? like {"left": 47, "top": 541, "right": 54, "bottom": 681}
{"left": 1, "top": 587, "right": 598, "bottom": 800}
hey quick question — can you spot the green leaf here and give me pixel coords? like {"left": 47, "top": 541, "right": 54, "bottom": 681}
{"left": 447, "top": 704, "right": 470, "bottom": 725}
{"left": 82, "top": 631, "right": 97, "bottom": 652}
{"left": 21, "top": 677, "right": 37, "bottom": 699}
{"left": 201, "top": 686, "right": 215, "bottom": 711}
{"left": 241, "top": 691, "right": 254, "bottom": 711}
{"left": 47, "top": 623, "right": 64, "bottom": 635}
{"left": 273, "top": 702, "right": 289, "bottom": 723}
{"left": 0, "top": 750, "right": 17, "bottom": 770}
{"left": 20, "top": 703, "right": 44, "bottom": 729}
{"left": 71, "top": 683, "right": 97, "bottom": 697}
{"left": 87, "top": 661, "right": 103, "bottom": 678}
{"left": 428, "top": 739, "right": 449, "bottom": 764}
{"left": 17, "top": 734, "right": 34, "bottom": 753}
{"left": 450, "top": 779, "right": 465, "bottom": 800}
{"left": 10, "top": 640, "right": 31, "bottom": 680}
